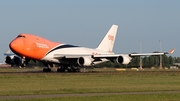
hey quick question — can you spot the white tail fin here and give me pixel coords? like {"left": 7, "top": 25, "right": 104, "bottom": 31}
{"left": 96, "top": 25, "right": 118, "bottom": 52}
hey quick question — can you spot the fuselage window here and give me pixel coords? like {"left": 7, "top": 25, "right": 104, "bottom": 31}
{"left": 16, "top": 35, "right": 26, "bottom": 38}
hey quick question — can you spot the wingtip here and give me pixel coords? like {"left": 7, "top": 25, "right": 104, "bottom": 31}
{"left": 169, "top": 48, "right": 175, "bottom": 54}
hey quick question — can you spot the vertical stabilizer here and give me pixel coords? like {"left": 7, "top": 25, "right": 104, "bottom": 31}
{"left": 96, "top": 25, "right": 118, "bottom": 52}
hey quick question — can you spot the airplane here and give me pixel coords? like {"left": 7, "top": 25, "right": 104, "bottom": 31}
{"left": 4, "top": 49, "right": 27, "bottom": 67}
{"left": 9, "top": 25, "right": 175, "bottom": 72}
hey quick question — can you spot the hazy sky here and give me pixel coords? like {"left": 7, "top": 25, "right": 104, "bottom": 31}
{"left": 0, "top": 0, "right": 179, "bottom": 62}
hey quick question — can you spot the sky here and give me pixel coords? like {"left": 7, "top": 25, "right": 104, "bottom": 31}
{"left": 0, "top": 0, "right": 180, "bottom": 62}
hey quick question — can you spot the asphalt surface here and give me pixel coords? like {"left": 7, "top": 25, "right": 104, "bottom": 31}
{"left": 0, "top": 91, "right": 180, "bottom": 100}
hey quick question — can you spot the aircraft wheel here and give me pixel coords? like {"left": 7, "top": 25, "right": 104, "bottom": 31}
{"left": 57, "top": 69, "right": 60, "bottom": 72}
{"left": 43, "top": 68, "right": 51, "bottom": 72}
{"left": 57, "top": 68, "right": 65, "bottom": 72}
{"left": 48, "top": 68, "right": 51, "bottom": 72}
{"left": 76, "top": 68, "right": 80, "bottom": 72}
{"left": 67, "top": 69, "right": 71, "bottom": 72}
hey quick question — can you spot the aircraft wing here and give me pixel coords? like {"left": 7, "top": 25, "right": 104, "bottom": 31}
{"left": 92, "top": 48, "right": 175, "bottom": 65}
{"left": 53, "top": 48, "right": 175, "bottom": 65}
{"left": 54, "top": 48, "right": 175, "bottom": 59}
{"left": 92, "top": 52, "right": 166, "bottom": 59}
{"left": 130, "top": 48, "right": 175, "bottom": 57}
{"left": 93, "top": 48, "right": 175, "bottom": 58}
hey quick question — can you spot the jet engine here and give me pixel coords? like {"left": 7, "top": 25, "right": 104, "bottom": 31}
{"left": 77, "top": 57, "right": 92, "bottom": 66}
{"left": 116, "top": 55, "right": 131, "bottom": 65}
{"left": 5, "top": 55, "right": 25, "bottom": 67}
{"left": 5, "top": 56, "right": 14, "bottom": 64}
{"left": 13, "top": 56, "right": 24, "bottom": 66}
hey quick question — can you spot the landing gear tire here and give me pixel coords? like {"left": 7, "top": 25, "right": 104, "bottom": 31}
{"left": 43, "top": 68, "right": 51, "bottom": 72}
{"left": 57, "top": 65, "right": 80, "bottom": 73}
{"left": 73, "top": 67, "right": 80, "bottom": 72}
{"left": 57, "top": 68, "right": 65, "bottom": 72}
{"left": 67, "top": 67, "right": 80, "bottom": 72}
{"left": 67, "top": 69, "right": 72, "bottom": 72}
{"left": 76, "top": 68, "right": 80, "bottom": 72}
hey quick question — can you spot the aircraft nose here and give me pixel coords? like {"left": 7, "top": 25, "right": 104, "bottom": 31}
{"left": 9, "top": 39, "right": 24, "bottom": 54}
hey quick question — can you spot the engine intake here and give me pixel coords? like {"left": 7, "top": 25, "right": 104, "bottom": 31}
{"left": 77, "top": 57, "right": 92, "bottom": 66}
{"left": 13, "top": 56, "right": 23, "bottom": 66}
{"left": 116, "top": 55, "right": 131, "bottom": 65}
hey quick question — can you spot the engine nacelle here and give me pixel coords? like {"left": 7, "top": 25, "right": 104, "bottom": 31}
{"left": 116, "top": 55, "right": 131, "bottom": 65}
{"left": 13, "top": 56, "right": 23, "bottom": 66}
{"left": 77, "top": 57, "right": 92, "bottom": 66}
{"left": 5, "top": 55, "right": 25, "bottom": 67}
{"left": 5, "top": 56, "right": 13, "bottom": 64}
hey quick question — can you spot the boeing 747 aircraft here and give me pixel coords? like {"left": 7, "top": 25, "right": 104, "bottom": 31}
{"left": 9, "top": 25, "right": 175, "bottom": 72}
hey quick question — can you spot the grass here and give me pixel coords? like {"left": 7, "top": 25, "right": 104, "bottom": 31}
{"left": 0, "top": 68, "right": 180, "bottom": 100}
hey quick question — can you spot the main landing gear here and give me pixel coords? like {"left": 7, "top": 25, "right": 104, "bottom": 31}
{"left": 42, "top": 64, "right": 80, "bottom": 72}
{"left": 42, "top": 62, "right": 53, "bottom": 72}
{"left": 57, "top": 65, "right": 80, "bottom": 72}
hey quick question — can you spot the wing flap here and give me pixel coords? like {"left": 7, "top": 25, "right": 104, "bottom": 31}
{"left": 93, "top": 54, "right": 121, "bottom": 58}
{"left": 53, "top": 54, "right": 92, "bottom": 59}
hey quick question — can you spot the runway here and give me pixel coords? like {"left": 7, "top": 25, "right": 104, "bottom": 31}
{"left": 0, "top": 91, "right": 180, "bottom": 100}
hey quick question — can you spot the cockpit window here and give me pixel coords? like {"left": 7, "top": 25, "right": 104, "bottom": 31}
{"left": 16, "top": 35, "right": 25, "bottom": 38}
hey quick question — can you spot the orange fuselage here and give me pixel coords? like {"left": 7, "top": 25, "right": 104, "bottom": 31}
{"left": 9, "top": 33, "right": 60, "bottom": 60}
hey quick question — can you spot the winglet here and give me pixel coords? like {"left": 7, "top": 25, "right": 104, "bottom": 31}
{"left": 168, "top": 48, "right": 175, "bottom": 54}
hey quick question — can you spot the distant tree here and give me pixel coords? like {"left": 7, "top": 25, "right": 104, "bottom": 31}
{"left": 168, "top": 56, "right": 174, "bottom": 65}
